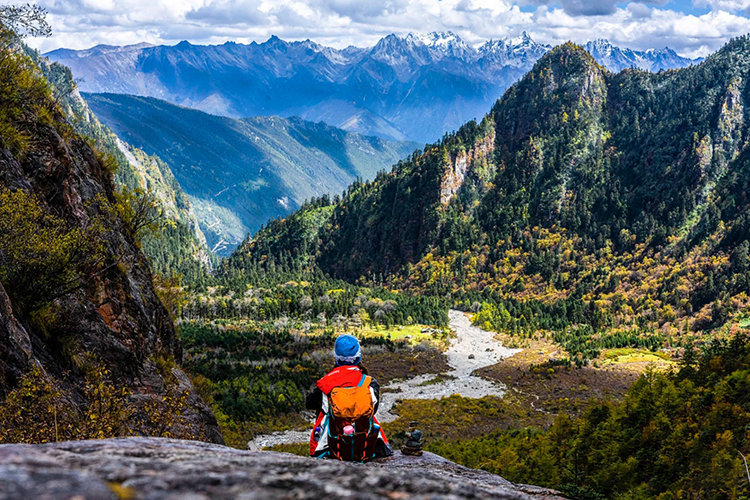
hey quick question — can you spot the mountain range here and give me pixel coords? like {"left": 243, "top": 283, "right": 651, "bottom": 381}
{"left": 83, "top": 93, "right": 417, "bottom": 254}
{"left": 222, "top": 37, "right": 750, "bottom": 340}
{"left": 46, "top": 33, "right": 701, "bottom": 143}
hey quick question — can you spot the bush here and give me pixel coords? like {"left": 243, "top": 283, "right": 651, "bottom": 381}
{"left": 0, "top": 186, "right": 106, "bottom": 312}
{"left": 114, "top": 187, "right": 163, "bottom": 241}
{"left": 0, "top": 7, "right": 53, "bottom": 156}
{"left": 0, "top": 358, "right": 205, "bottom": 444}
{"left": 0, "top": 364, "right": 131, "bottom": 444}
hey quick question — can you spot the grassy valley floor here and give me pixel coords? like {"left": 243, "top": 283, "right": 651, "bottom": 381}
{"left": 180, "top": 319, "right": 452, "bottom": 449}
{"left": 266, "top": 313, "right": 675, "bottom": 455}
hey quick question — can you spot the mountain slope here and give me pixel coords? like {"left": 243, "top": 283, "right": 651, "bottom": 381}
{"left": 83, "top": 92, "right": 418, "bottom": 254}
{"left": 34, "top": 52, "right": 212, "bottom": 281}
{"left": 0, "top": 45, "right": 221, "bottom": 442}
{"left": 45, "top": 33, "right": 699, "bottom": 143}
{"left": 222, "top": 38, "right": 750, "bottom": 340}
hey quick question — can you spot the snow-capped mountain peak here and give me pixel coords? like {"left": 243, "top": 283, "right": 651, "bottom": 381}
{"left": 583, "top": 39, "right": 700, "bottom": 72}
{"left": 406, "top": 31, "right": 460, "bottom": 47}
{"left": 477, "top": 32, "right": 551, "bottom": 67}
{"left": 507, "top": 31, "right": 533, "bottom": 48}
{"left": 586, "top": 39, "right": 617, "bottom": 56}
{"left": 45, "top": 32, "right": 703, "bottom": 144}
{"left": 404, "top": 31, "right": 472, "bottom": 59}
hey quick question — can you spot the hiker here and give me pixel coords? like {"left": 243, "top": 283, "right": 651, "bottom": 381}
{"left": 305, "top": 334, "right": 393, "bottom": 461}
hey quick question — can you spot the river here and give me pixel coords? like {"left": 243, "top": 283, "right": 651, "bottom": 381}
{"left": 246, "top": 310, "right": 520, "bottom": 450}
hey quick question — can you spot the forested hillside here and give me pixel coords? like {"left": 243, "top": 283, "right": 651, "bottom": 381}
{"left": 216, "top": 37, "right": 750, "bottom": 498}
{"left": 433, "top": 333, "right": 750, "bottom": 499}
{"left": 225, "top": 38, "right": 750, "bottom": 357}
{"left": 0, "top": 11, "right": 221, "bottom": 444}
{"left": 32, "top": 52, "right": 212, "bottom": 282}
{"left": 84, "top": 93, "right": 418, "bottom": 254}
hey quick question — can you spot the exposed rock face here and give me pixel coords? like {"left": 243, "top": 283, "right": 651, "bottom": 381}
{"left": 0, "top": 105, "right": 221, "bottom": 442}
{"left": 0, "top": 438, "right": 566, "bottom": 500}
{"left": 440, "top": 129, "right": 496, "bottom": 205}
{"left": 0, "top": 281, "right": 33, "bottom": 396}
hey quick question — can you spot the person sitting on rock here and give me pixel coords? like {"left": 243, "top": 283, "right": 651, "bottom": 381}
{"left": 305, "top": 334, "right": 393, "bottom": 461}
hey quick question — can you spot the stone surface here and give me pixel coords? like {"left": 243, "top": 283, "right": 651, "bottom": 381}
{"left": 0, "top": 281, "right": 33, "bottom": 397}
{"left": 0, "top": 437, "right": 567, "bottom": 500}
{"left": 440, "top": 129, "right": 495, "bottom": 205}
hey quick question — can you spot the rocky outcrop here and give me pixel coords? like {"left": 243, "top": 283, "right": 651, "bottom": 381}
{"left": 0, "top": 282, "right": 33, "bottom": 398}
{"left": 0, "top": 437, "right": 566, "bottom": 499}
{"left": 0, "top": 87, "right": 221, "bottom": 442}
{"left": 440, "top": 129, "right": 495, "bottom": 205}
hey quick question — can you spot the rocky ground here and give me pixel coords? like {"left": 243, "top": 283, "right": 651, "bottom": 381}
{"left": 0, "top": 437, "right": 565, "bottom": 500}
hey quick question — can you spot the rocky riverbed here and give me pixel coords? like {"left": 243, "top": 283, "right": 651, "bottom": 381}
{"left": 248, "top": 310, "right": 519, "bottom": 450}
{"left": 0, "top": 437, "right": 565, "bottom": 499}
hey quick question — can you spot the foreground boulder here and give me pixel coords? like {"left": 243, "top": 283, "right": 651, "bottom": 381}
{"left": 0, "top": 437, "right": 565, "bottom": 499}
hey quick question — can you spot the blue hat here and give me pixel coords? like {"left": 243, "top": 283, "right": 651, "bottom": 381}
{"left": 334, "top": 334, "right": 361, "bottom": 366}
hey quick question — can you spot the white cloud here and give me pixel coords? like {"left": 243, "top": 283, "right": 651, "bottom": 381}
{"left": 627, "top": 2, "right": 653, "bottom": 19}
{"left": 16, "top": 0, "right": 750, "bottom": 59}
{"left": 694, "top": 0, "right": 750, "bottom": 11}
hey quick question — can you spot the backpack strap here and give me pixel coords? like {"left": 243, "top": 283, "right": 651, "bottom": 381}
{"left": 357, "top": 374, "right": 371, "bottom": 387}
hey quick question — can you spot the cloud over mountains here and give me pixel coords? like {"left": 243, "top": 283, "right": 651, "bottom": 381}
{"left": 20, "top": 0, "right": 750, "bottom": 59}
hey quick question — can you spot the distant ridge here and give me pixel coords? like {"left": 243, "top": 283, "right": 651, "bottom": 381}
{"left": 46, "top": 33, "right": 701, "bottom": 143}
{"left": 83, "top": 92, "right": 418, "bottom": 255}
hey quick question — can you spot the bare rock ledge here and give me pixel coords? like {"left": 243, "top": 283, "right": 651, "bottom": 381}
{"left": 0, "top": 437, "right": 566, "bottom": 499}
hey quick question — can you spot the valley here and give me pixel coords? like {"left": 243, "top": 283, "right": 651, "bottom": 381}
{"left": 186, "top": 38, "right": 750, "bottom": 497}
{"left": 247, "top": 310, "right": 520, "bottom": 450}
{"left": 2, "top": 4, "right": 750, "bottom": 499}
{"left": 243, "top": 308, "right": 671, "bottom": 456}
{"left": 82, "top": 92, "right": 417, "bottom": 255}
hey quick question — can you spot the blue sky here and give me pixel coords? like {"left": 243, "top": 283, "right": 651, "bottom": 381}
{"left": 21, "top": 0, "right": 750, "bottom": 58}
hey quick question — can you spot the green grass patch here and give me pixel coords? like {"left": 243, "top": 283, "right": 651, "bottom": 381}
{"left": 383, "top": 393, "right": 550, "bottom": 450}
{"left": 602, "top": 348, "right": 673, "bottom": 364}
{"left": 417, "top": 374, "right": 457, "bottom": 386}
{"left": 358, "top": 324, "right": 448, "bottom": 346}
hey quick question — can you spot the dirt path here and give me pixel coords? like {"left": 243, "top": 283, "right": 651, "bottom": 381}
{"left": 247, "top": 310, "right": 519, "bottom": 450}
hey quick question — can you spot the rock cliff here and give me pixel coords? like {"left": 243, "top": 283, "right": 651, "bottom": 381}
{"left": 0, "top": 437, "right": 566, "bottom": 499}
{"left": 440, "top": 127, "right": 495, "bottom": 205}
{"left": 0, "top": 63, "right": 221, "bottom": 442}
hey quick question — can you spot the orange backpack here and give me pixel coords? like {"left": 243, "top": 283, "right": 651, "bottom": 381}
{"left": 326, "top": 374, "right": 379, "bottom": 461}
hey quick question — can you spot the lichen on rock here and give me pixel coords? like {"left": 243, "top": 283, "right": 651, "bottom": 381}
{"left": 0, "top": 437, "right": 566, "bottom": 500}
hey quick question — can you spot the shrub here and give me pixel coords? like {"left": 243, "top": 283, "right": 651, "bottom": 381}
{"left": 114, "top": 187, "right": 163, "bottom": 241}
{"left": 0, "top": 186, "right": 106, "bottom": 312}
{"left": 0, "top": 364, "right": 131, "bottom": 444}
